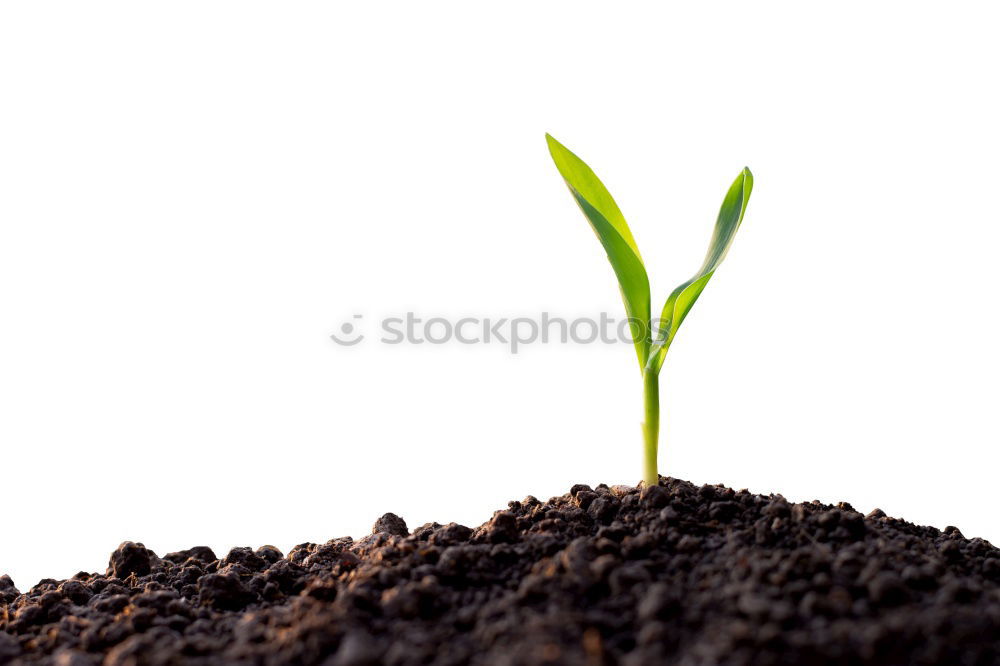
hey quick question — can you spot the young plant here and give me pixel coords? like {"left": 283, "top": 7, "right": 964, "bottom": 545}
{"left": 546, "top": 134, "right": 753, "bottom": 487}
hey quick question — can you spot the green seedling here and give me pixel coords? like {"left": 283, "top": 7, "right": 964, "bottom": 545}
{"left": 546, "top": 134, "right": 753, "bottom": 486}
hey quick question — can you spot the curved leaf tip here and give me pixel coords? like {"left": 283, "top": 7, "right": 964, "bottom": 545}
{"left": 544, "top": 134, "right": 643, "bottom": 263}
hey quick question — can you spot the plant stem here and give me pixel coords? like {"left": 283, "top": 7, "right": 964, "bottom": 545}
{"left": 642, "top": 367, "right": 660, "bottom": 487}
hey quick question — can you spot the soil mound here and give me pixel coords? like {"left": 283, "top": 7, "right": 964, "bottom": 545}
{"left": 2, "top": 477, "right": 998, "bottom": 665}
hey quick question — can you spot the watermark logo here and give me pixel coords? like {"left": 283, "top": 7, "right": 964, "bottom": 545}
{"left": 329, "top": 314, "right": 365, "bottom": 346}
{"left": 331, "top": 312, "right": 662, "bottom": 354}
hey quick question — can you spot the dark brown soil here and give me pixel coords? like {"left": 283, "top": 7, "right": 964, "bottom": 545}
{"left": 2, "top": 477, "right": 999, "bottom": 665}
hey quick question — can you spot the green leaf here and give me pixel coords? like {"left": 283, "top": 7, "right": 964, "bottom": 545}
{"left": 646, "top": 167, "right": 753, "bottom": 374}
{"left": 546, "top": 134, "right": 651, "bottom": 370}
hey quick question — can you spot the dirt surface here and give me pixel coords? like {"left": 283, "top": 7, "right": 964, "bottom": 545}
{"left": 2, "top": 477, "right": 999, "bottom": 665}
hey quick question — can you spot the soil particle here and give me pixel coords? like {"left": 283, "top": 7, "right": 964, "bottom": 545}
{"left": 372, "top": 514, "right": 409, "bottom": 538}
{"left": 3, "top": 477, "right": 999, "bottom": 665}
{"left": 106, "top": 542, "right": 156, "bottom": 579}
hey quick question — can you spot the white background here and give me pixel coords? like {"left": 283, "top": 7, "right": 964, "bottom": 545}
{"left": 2, "top": 2, "right": 998, "bottom": 590}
